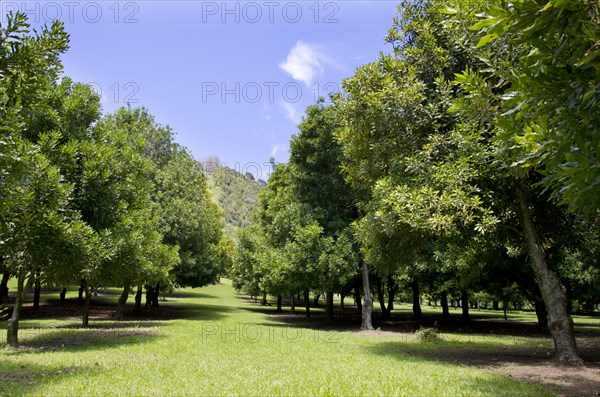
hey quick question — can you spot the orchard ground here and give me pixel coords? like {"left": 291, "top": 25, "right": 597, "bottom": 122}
{"left": 0, "top": 280, "right": 598, "bottom": 396}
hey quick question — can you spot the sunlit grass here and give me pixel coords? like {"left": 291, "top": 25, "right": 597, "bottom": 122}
{"left": 0, "top": 281, "right": 558, "bottom": 396}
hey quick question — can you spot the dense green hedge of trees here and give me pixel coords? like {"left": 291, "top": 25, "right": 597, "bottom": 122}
{"left": 231, "top": 0, "right": 599, "bottom": 366}
{"left": 0, "top": 13, "right": 231, "bottom": 346}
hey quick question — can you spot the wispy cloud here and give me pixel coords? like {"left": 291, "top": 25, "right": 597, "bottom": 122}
{"left": 270, "top": 143, "right": 288, "bottom": 158}
{"left": 279, "top": 101, "right": 302, "bottom": 124}
{"left": 279, "top": 41, "right": 333, "bottom": 87}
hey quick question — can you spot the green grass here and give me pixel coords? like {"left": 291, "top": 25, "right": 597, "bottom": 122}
{"left": 0, "top": 281, "right": 555, "bottom": 396}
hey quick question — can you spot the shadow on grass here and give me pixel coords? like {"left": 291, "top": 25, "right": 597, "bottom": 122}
{"left": 1, "top": 325, "right": 162, "bottom": 353}
{"left": 0, "top": 360, "right": 93, "bottom": 396}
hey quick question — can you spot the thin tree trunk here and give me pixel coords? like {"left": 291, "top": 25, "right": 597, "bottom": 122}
{"left": 493, "top": 300, "right": 499, "bottom": 310}
{"left": 32, "top": 270, "right": 41, "bottom": 309}
{"left": 412, "top": 276, "right": 422, "bottom": 321}
{"left": 59, "top": 288, "right": 67, "bottom": 304}
{"left": 360, "top": 262, "right": 374, "bottom": 330}
{"left": 375, "top": 276, "right": 388, "bottom": 318}
{"left": 441, "top": 291, "right": 450, "bottom": 320}
{"left": 152, "top": 282, "right": 160, "bottom": 307}
{"left": 340, "top": 293, "right": 345, "bottom": 310}
{"left": 276, "top": 294, "right": 282, "bottom": 312}
{"left": 262, "top": 292, "right": 268, "bottom": 306}
{"left": 461, "top": 289, "right": 470, "bottom": 323}
{"left": 516, "top": 182, "right": 582, "bottom": 365}
{"left": 353, "top": 278, "right": 362, "bottom": 314}
{"left": 0, "top": 271, "right": 10, "bottom": 304}
{"left": 290, "top": 292, "right": 295, "bottom": 314}
{"left": 326, "top": 291, "right": 334, "bottom": 322}
{"left": 77, "top": 281, "right": 84, "bottom": 304}
{"left": 387, "top": 275, "right": 396, "bottom": 312}
{"left": 313, "top": 294, "right": 320, "bottom": 307}
{"left": 82, "top": 282, "right": 91, "bottom": 327}
{"left": 7, "top": 273, "right": 34, "bottom": 347}
{"left": 304, "top": 290, "right": 310, "bottom": 318}
{"left": 115, "top": 282, "right": 130, "bottom": 320}
{"left": 133, "top": 286, "right": 142, "bottom": 315}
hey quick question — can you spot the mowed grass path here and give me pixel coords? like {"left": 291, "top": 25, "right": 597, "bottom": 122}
{"left": 0, "top": 281, "right": 551, "bottom": 396}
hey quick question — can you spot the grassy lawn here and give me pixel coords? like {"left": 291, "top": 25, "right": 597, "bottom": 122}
{"left": 0, "top": 281, "right": 560, "bottom": 396}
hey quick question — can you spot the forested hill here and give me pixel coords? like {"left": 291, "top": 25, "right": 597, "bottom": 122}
{"left": 207, "top": 166, "right": 263, "bottom": 237}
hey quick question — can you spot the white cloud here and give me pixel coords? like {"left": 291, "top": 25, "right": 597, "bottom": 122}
{"left": 270, "top": 143, "right": 288, "bottom": 158}
{"left": 279, "top": 101, "right": 302, "bottom": 124}
{"left": 279, "top": 41, "right": 331, "bottom": 87}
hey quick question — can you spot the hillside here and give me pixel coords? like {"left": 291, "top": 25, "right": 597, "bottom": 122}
{"left": 207, "top": 166, "right": 263, "bottom": 237}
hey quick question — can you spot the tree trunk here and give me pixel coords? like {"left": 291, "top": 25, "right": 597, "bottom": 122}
{"left": 290, "top": 293, "right": 295, "bottom": 314}
{"left": 82, "top": 282, "right": 91, "bottom": 327}
{"left": 360, "top": 262, "right": 374, "bottom": 330}
{"left": 535, "top": 299, "right": 549, "bottom": 330}
{"left": 412, "top": 277, "right": 422, "bottom": 321}
{"left": 340, "top": 293, "right": 345, "bottom": 310}
{"left": 493, "top": 300, "right": 499, "bottom": 310}
{"left": 353, "top": 278, "right": 362, "bottom": 314}
{"left": 0, "top": 271, "right": 10, "bottom": 304}
{"left": 59, "top": 288, "right": 67, "bottom": 304}
{"left": 302, "top": 290, "right": 310, "bottom": 318}
{"left": 441, "top": 291, "right": 450, "bottom": 320}
{"left": 145, "top": 285, "right": 152, "bottom": 310}
{"left": 7, "top": 273, "right": 34, "bottom": 347}
{"left": 313, "top": 294, "right": 320, "bottom": 307}
{"left": 115, "top": 283, "right": 130, "bottom": 320}
{"left": 152, "top": 282, "right": 160, "bottom": 308}
{"left": 32, "top": 271, "right": 41, "bottom": 309}
{"left": 77, "top": 281, "right": 84, "bottom": 304}
{"left": 387, "top": 275, "right": 396, "bottom": 312}
{"left": 261, "top": 292, "right": 268, "bottom": 306}
{"left": 461, "top": 289, "right": 470, "bottom": 323}
{"left": 516, "top": 182, "right": 582, "bottom": 365}
{"left": 276, "top": 294, "right": 282, "bottom": 312}
{"left": 134, "top": 286, "right": 142, "bottom": 315}
{"left": 326, "top": 291, "right": 334, "bottom": 322}
{"left": 375, "top": 276, "right": 388, "bottom": 319}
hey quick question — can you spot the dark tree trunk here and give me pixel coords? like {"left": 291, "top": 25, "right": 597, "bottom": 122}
{"left": 326, "top": 291, "right": 334, "bottom": 322}
{"left": 115, "top": 283, "right": 130, "bottom": 320}
{"left": 387, "top": 275, "right": 396, "bottom": 312}
{"left": 493, "top": 300, "right": 499, "bottom": 310}
{"left": 340, "top": 293, "right": 345, "bottom": 310}
{"left": 535, "top": 300, "right": 548, "bottom": 330}
{"left": 77, "top": 281, "right": 84, "bottom": 304}
{"left": 304, "top": 290, "right": 310, "bottom": 318}
{"left": 441, "top": 291, "right": 450, "bottom": 320}
{"left": 360, "top": 262, "right": 374, "bottom": 330}
{"left": 82, "top": 282, "right": 91, "bottom": 327}
{"left": 353, "top": 278, "right": 362, "bottom": 314}
{"left": 152, "top": 282, "right": 160, "bottom": 308}
{"left": 412, "top": 277, "right": 422, "bottom": 321}
{"left": 261, "top": 292, "right": 268, "bottom": 306}
{"left": 375, "top": 276, "right": 389, "bottom": 319}
{"left": 7, "top": 274, "right": 34, "bottom": 347}
{"left": 290, "top": 292, "right": 295, "bottom": 314}
{"left": 276, "top": 294, "right": 282, "bottom": 312}
{"left": 145, "top": 285, "right": 152, "bottom": 310}
{"left": 134, "top": 286, "right": 143, "bottom": 315}
{"left": 33, "top": 271, "right": 41, "bottom": 309}
{"left": 503, "top": 299, "right": 509, "bottom": 320}
{"left": 313, "top": 294, "right": 320, "bottom": 307}
{"left": 0, "top": 271, "right": 10, "bottom": 304}
{"left": 516, "top": 182, "right": 582, "bottom": 365}
{"left": 461, "top": 289, "right": 470, "bottom": 323}
{"left": 59, "top": 288, "right": 67, "bottom": 304}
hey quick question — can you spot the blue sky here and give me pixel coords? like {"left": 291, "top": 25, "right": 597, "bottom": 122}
{"left": 4, "top": 1, "right": 399, "bottom": 179}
